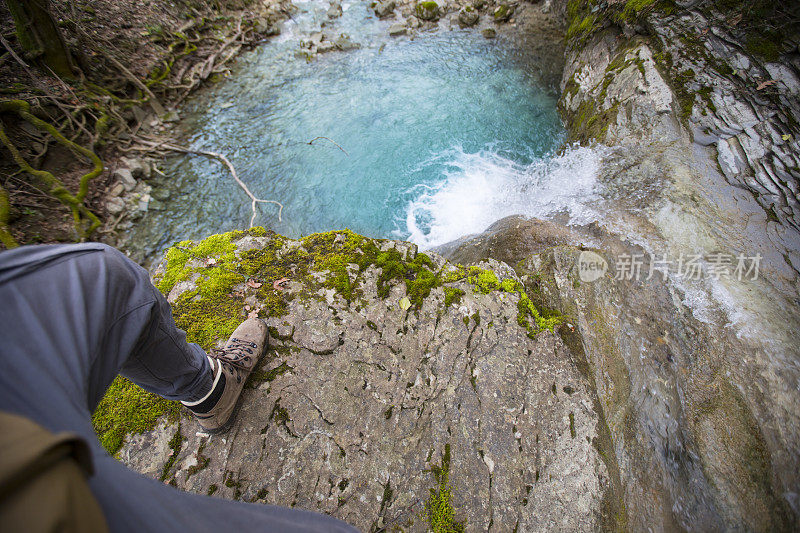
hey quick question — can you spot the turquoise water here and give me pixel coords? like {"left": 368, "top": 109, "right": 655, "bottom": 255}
{"left": 129, "top": 0, "right": 599, "bottom": 258}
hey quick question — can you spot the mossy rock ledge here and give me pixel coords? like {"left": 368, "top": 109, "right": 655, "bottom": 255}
{"left": 106, "top": 228, "right": 610, "bottom": 531}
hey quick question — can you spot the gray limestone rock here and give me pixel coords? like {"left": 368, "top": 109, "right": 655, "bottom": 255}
{"left": 120, "top": 232, "right": 610, "bottom": 531}
{"left": 113, "top": 168, "right": 137, "bottom": 192}
{"left": 388, "top": 23, "right": 407, "bottom": 36}
{"left": 105, "top": 197, "right": 126, "bottom": 215}
{"left": 373, "top": 0, "right": 396, "bottom": 18}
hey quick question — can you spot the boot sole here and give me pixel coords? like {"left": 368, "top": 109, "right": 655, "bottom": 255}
{"left": 202, "top": 391, "right": 244, "bottom": 435}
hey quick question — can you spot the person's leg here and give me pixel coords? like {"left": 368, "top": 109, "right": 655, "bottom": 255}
{"left": 0, "top": 243, "right": 358, "bottom": 532}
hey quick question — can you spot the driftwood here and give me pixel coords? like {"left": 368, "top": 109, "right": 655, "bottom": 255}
{"left": 137, "top": 139, "right": 283, "bottom": 227}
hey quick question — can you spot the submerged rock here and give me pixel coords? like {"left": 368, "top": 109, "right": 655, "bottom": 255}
{"left": 334, "top": 33, "right": 361, "bottom": 51}
{"left": 457, "top": 5, "right": 479, "bottom": 27}
{"left": 327, "top": 2, "right": 343, "bottom": 18}
{"left": 481, "top": 27, "right": 496, "bottom": 38}
{"left": 388, "top": 23, "right": 407, "bottom": 36}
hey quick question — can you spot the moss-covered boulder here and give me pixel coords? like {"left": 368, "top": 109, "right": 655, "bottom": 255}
{"left": 457, "top": 5, "right": 479, "bottom": 27}
{"left": 492, "top": 3, "right": 513, "bottom": 22}
{"left": 415, "top": 1, "right": 440, "bottom": 21}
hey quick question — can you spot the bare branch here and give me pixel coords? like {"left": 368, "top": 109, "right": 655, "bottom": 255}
{"left": 307, "top": 136, "right": 349, "bottom": 156}
{"left": 137, "top": 140, "right": 283, "bottom": 227}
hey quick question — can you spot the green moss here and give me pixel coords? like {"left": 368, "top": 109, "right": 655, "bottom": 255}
{"left": 92, "top": 376, "right": 180, "bottom": 455}
{"left": 160, "top": 424, "right": 186, "bottom": 481}
{"left": 425, "top": 444, "right": 465, "bottom": 533}
{"left": 566, "top": 12, "right": 598, "bottom": 44}
{"left": 698, "top": 86, "right": 717, "bottom": 113}
{"left": 379, "top": 480, "right": 394, "bottom": 516}
{"left": 207, "top": 484, "right": 218, "bottom": 495}
{"left": 416, "top": 1, "right": 439, "bottom": 18}
{"left": 493, "top": 4, "right": 511, "bottom": 21}
{"left": 745, "top": 35, "right": 780, "bottom": 62}
{"left": 671, "top": 68, "right": 697, "bottom": 119}
{"left": 621, "top": 0, "right": 656, "bottom": 20}
{"left": 186, "top": 438, "right": 211, "bottom": 478}
{"left": 517, "top": 292, "right": 562, "bottom": 335}
{"left": 467, "top": 267, "right": 500, "bottom": 294}
{"left": 224, "top": 471, "right": 243, "bottom": 500}
{"left": 441, "top": 265, "right": 467, "bottom": 283}
{"left": 466, "top": 267, "right": 560, "bottom": 335}
{"left": 248, "top": 361, "right": 293, "bottom": 388}
{"left": 566, "top": 96, "right": 620, "bottom": 144}
{"left": 471, "top": 311, "right": 480, "bottom": 327}
{"left": 443, "top": 287, "right": 465, "bottom": 308}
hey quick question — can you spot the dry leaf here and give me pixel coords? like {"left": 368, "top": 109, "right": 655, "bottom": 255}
{"left": 273, "top": 277, "right": 290, "bottom": 290}
{"left": 756, "top": 80, "right": 776, "bottom": 90}
{"left": 399, "top": 297, "right": 411, "bottom": 311}
{"left": 245, "top": 305, "right": 251, "bottom": 311}
{"left": 247, "top": 309, "right": 260, "bottom": 319}
{"left": 246, "top": 279, "right": 262, "bottom": 288}
{"left": 205, "top": 257, "right": 217, "bottom": 266}
{"left": 728, "top": 13, "right": 742, "bottom": 26}
{"left": 782, "top": 134, "right": 792, "bottom": 141}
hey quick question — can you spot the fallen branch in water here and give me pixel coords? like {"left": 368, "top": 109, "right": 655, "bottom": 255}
{"left": 307, "top": 136, "right": 349, "bottom": 156}
{"left": 137, "top": 140, "right": 283, "bottom": 227}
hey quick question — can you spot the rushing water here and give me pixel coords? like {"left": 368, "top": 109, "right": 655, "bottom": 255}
{"left": 126, "top": 0, "right": 600, "bottom": 259}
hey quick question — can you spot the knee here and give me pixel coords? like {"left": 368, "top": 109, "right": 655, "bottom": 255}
{"left": 68, "top": 244, "right": 152, "bottom": 295}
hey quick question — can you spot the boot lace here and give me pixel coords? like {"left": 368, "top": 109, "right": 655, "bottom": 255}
{"left": 209, "top": 338, "right": 258, "bottom": 379}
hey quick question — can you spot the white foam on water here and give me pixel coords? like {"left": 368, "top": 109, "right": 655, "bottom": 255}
{"left": 401, "top": 144, "right": 603, "bottom": 249}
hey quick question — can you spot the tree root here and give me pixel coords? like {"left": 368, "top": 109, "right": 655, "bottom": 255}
{"left": 0, "top": 183, "right": 17, "bottom": 248}
{"left": 0, "top": 99, "right": 102, "bottom": 239}
{"left": 137, "top": 139, "right": 283, "bottom": 228}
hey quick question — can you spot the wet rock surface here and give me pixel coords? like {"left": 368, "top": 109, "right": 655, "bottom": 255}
{"left": 120, "top": 230, "right": 611, "bottom": 531}
{"left": 555, "top": 3, "right": 800, "bottom": 528}
{"left": 441, "top": 218, "right": 800, "bottom": 531}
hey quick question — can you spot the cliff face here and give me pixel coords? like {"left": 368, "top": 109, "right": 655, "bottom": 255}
{"left": 560, "top": 0, "right": 800, "bottom": 234}
{"left": 114, "top": 228, "right": 616, "bottom": 531}
{"left": 549, "top": 0, "right": 800, "bottom": 530}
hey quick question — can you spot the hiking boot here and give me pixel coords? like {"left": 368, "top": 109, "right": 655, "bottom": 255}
{"left": 182, "top": 318, "right": 268, "bottom": 434}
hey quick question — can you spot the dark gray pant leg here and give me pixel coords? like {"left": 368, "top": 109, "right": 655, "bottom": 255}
{"left": 0, "top": 242, "right": 212, "bottom": 408}
{"left": 0, "top": 244, "right": 359, "bottom": 533}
